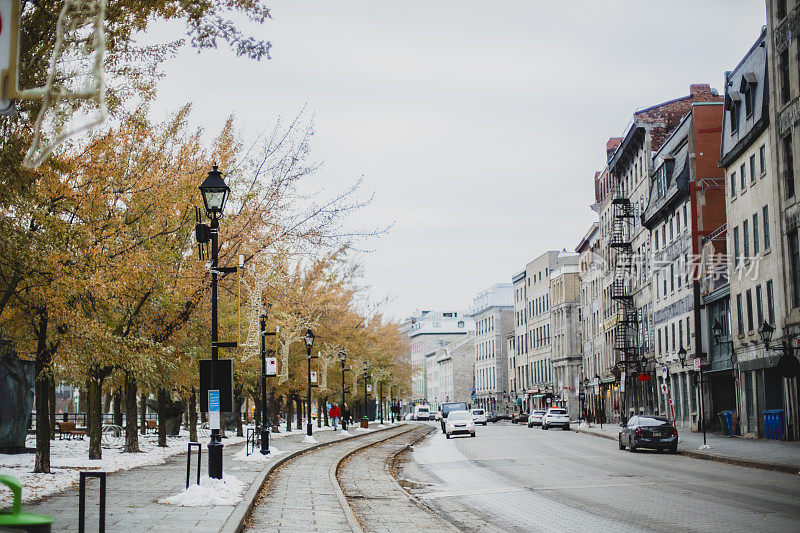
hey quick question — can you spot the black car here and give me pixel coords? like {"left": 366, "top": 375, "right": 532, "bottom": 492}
{"left": 511, "top": 411, "right": 529, "bottom": 424}
{"left": 618, "top": 415, "right": 678, "bottom": 453}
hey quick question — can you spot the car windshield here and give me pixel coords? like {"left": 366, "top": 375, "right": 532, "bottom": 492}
{"left": 472, "top": 409, "right": 484, "bottom": 415}
{"left": 442, "top": 403, "right": 468, "bottom": 415}
{"left": 448, "top": 411, "right": 472, "bottom": 421}
{"left": 638, "top": 416, "right": 669, "bottom": 427}
{"left": 417, "top": 407, "right": 429, "bottom": 412}
{"left": 533, "top": 410, "right": 546, "bottom": 415}
{"left": 548, "top": 409, "right": 567, "bottom": 415}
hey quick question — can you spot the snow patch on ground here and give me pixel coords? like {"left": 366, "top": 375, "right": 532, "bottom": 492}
{"left": 355, "top": 427, "right": 373, "bottom": 432}
{"left": 232, "top": 446, "right": 284, "bottom": 462}
{"left": 0, "top": 432, "right": 244, "bottom": 505}
{"left": 376, "top": 424, "right": 386, "bottom": 428}
{"left": 302, "top": 435, "right": 318, "bottom": 444}
{"left": 339, "top": 430, "right": 351, "bottom": 437}
{"left": 158, "top": 473, "right": 244, "bottom": 506}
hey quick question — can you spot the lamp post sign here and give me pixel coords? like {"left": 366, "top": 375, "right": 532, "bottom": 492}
{"left": 266, "top": 357, "right": 277, "bottom": 377}
{"left": 310, "top": 371, "right": 317, "bottom": 384}
{"left": 208, "top": 390, "right": 220, "bottom": 430}
{"left": 693, "top": 358, "right": 701, "bottom": 372}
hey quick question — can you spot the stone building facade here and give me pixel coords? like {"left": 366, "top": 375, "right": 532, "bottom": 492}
{"left": 471, "top": 284, "right": 514, "bottom": 413}
{"left": 550, "top": 263, "right": 582, "bottom": 419}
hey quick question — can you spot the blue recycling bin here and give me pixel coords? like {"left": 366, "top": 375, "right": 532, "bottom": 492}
{"left": 722, "top": 410, "right": 734, "bottom": 436}
{"left": 763, "top": 410, "right": 785, "bottom": 440}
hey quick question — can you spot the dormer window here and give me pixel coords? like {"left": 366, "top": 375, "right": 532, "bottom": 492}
{"left": 727, "top": 92, "right": 741, "bottom": 133}
{"left": 655, "top": 164, "right": 667, "bottom": 199}
{"left": 742, "top": 73, "right": 756, "bottom": 118}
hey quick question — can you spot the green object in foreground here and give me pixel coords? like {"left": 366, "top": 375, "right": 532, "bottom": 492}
{"left": 0, "top": 475, "right": 53, "bottom": 532}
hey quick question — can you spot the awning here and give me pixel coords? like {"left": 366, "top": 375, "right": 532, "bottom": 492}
{"left": 601, "top": 377, "right": 616, "bottom": 384}
{"left": 532, "top": 394, "right": 545, "bottom": 399}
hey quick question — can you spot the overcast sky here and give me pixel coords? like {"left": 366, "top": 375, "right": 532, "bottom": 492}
{"left": 151, "top": 1, "right": 765, "bottom": 320}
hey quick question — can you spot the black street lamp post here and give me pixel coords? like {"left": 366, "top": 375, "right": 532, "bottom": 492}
{"left": 304, "top": 329, "right": 316, "bottom": 437}
{"left": 198, "top": 165, "right": 231, "bottom": 480}
{"left": 339, "top": 349, "right": 348, "bottom": 431}
{"left": 379, "top": 381, "right": 384, "bottom": 425}
{"left": 260, "top": 312, "right": 276, "bottom": 455}
{"left": 362, "top": 361, "right": 370, "bottom": 426}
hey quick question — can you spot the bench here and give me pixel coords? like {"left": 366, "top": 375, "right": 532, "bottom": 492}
{"left": 55, "top": 421, "right": 85, "bottom": 440}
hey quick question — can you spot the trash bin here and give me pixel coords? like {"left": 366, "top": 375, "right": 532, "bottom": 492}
{"left": 717, "top": 412, "right": 728, "bottom": 435}
{"left": 763, "top": 410, "right": 785, "bottom": 440}
{"left": 722, "top": 410, "right": 734, "bottom": 437}
{"left": 0, "top": 475, "right": 53, "bottom": 532}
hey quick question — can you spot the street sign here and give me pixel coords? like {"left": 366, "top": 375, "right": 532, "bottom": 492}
{"left": 266, "top": 357, "right": 277, "bottom": 376}
{"left": 366, "top": 384, "right": 372, "bottom": 392}
{"left": 208, "top": 390, "right": 220, "bottom": 430}
{"left": 662, "top": 366, "right": 668, "bottom": 379}
{"left": 310, "top": 371, "right": 317, "bottom": 384}
{"left": 620, "top": 372, "right": 626, "bottom": 392}
{"left": 661, "top": 383, "right": 668, "bottom": 394}
{"left": 693, "top": 358, "right": 701, "bottom": 372}
{"left": 578, "top": 392, "right": 585, "bottom": 401}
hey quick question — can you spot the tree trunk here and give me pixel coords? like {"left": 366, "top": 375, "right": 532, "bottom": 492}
{"left": 123, "top": 372, "right": 140, "bottom": 452}
{"left": 34, "top": 311, "right": 51, "bottom": 473}
{"left": 270, "top": 390, "right": 279, "bottom": 432}
{"left": 157, "top": 388, "right": 167, "bottom": 447}
{"left": 112, "top": 390, "right": 123, "bottom": 426}
{"left": 88, "top": 374, "right": 103, "bottom": 460}
{"left": 253, "top": 395, "right": 261, "bottom": 429}
{"left": 285, "top": 396, "right": 291, "bottom": 433}
{"left": 189, "top": 389, "right": 197, "bottom": 442}
{"left": 140, "top": 392, "right": 147, "bottom": 435}
{"left": 295, "top": 396, "right": 302, "bottom": 430}
{"left": 234, "top": 388, "right": 244, "bottom": 437}
{"left": 317, "top": 398, "right": 323, "bottom": 428}
{"left": 323, "top": 397, "right": 329, "bottom": 427}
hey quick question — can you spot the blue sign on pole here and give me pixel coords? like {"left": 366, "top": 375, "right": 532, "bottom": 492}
{"left": 208, "top": 389, "right": 220, "bottom": 430}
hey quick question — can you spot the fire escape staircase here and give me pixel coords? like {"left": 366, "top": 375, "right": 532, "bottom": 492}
{"left": 609, "top": 180, "right": 640, "bottom": 370}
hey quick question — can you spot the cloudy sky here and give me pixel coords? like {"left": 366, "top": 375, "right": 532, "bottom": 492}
{"left": 151, "top": 0, "right": 765, "bottom": 320}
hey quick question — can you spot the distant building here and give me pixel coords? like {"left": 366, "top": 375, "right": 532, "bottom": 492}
{"left": 435, "top": 333, "right": 477, "bottom": 409}
{"left": 550, "top": 263, "right": 582, "bottom": 419}
{"left": 405, "top": 309, "right": 474, "bottom": 404}
{"left": 577, "top": 222, "right": 603, "bottom": 421}
{"left": 470, "top": 284, "right": 514, "bottom": 413}
{"left": 510, "top": 270, "right": 527, "bottom": 410}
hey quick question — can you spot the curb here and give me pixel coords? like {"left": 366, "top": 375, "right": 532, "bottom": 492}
{"left": 331, "top": 424, "right": 419, "bottom": 533}
{"left": 219, "top": 423, "right": 403, "bottom": 533}
{"left": 571, "top": 427, "right": 798, "bottom": 474}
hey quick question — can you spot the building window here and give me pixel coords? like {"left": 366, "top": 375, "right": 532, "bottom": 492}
{"left": 778, "top": 0, "right": 787, "bottom": 19}
{"left": 746, "top": 289, "right": 754, "bottom": 331}
{"left": 743, "top": 219, "right": 750, "bottom": 260}
{"left": 686, "top": 317, "right": 690, "bottom": 346}
{"left": 657, "top": 329, "right": 662, "bottom": 355}
{"left": 733, "top": 226, "right": 740, "bottom": 267}
{"left": 766, "top": 280, "right": 775, "bottom": 325}
{"left": 671, "top": 323, "right": 676, "bottom": 352}
{"left": 763, "top": 206, "right": 770, "bottom": 250}
{"left": 753, "top": 214, "right": 759, "bottom": 255}
{"left": 737, "top": 294, "right": 744, "bottom": 335}
{"left": 784, "top": 134, "right": 795, "bottom": 198}
{"left": 669, "top": 217, "right": 674, "bottom": 240}
{"left": 676, "top": 210, "right": 681, "bottom": 233}
{"left": 730, "top": 172, "right": 737, "bottom": 197}
{"left": 683, "top": 204, "right": 688, "bottom": 229}
{"left": 756, "top": 285, "right": 764, "bottom": 327}
{"left": 740, "top": 163, "right": 747, "bottom": 192}
{"left": 678, "top": 320, "right": 683, "bottom": 349}
{"left": 654, "top": 229, "right": 659, "bottom": 251}
{"left": 780, "top": 49, "right": 790, "bottom": 105}
{"left": 749, "top": 154, "right": 756, "bottom": 184}
{"left": 744, "top": 81, "right": 754, "bottom": 118}
{"left": 730, "top": 100, "right": 739, "bottom": 133}
{"left": 759, "top": 144, "right": 766, "bottom": 174}
{"left": 670, "top": 263, "right": 675, "bottom": 292}
{"left": 790, "top": 230, "right": 800, "bottom": 308}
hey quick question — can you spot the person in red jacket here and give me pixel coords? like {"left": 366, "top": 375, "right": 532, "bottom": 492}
{"left": 329, "top": 403, "right": 341, "bottom": 430}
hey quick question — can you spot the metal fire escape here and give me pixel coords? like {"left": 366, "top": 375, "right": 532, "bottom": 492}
{"left": 609, "top": 176, "right": 639, "bottom": 420}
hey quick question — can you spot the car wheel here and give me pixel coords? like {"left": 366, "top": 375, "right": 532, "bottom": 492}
{"left": 618, "top": 436, "right": 625, "bottom": 450}
{"left": 543, "top": 424, "right": 549, "bottom": 430}
{"left": 628, "top": 442, "right": 637, "bottom": 452}
{"left": 527, "top": 423, "right": 532, "bottom": 428}
{"left": 669, "top": 446, "right": 677, "bottom": 454}
{"left": 563, "top": 425, "right": 570, "bottom": 431}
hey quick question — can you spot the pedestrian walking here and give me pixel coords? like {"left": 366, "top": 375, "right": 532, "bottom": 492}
{"left": 329, "top": 403, "right": 341, "bottom": 430}
{"left": 343, "top": 403, "right": 351, "bottom": 426}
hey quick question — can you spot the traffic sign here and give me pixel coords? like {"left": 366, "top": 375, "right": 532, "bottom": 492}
{"left": 366, "top": 383, "right": 371, "bottom": 392}
{"left": 266, "top": 357, "right": 277, "bottom": 376}
{"left": 662, "top": 366, "right": 669, "bottom": 379}
{"left": 311, "top": 371, "right": 317, "bottom": 384}
{"left": 661, "top": 383, "right": 668, "bottom": 394}
{"left": 208, "top": 389, "right": 220, "bottom": 430}
{"left": 693, "top": 358, "right": 701, "bottom": 372}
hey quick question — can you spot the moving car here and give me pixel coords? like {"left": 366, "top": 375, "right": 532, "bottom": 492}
{"left": 413, "top": 404, "right": 432, "bottom": 421}
{"left": 439, "top": 401, "right": 468, "bottom": 432}
{"left": 527, "top": 409, "right": 546, "bottom": 428}
{"left": 471, "top": 408, "right": 488, "bottom": 425}
{"left": 541, "top": 408, "right": 570, "bottom": 430}
{"left": 619, "top": 415, "right": 678, "bottom": 453}
{"left": 511, "top": 411, "right": 529, "bottom": 424}
{"left": 444, "top": 410, "right": 476, "bottom": 438}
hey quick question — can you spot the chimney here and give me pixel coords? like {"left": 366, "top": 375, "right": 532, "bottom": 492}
{"left": 606, "top": 137, "right": 623, "bottom": 159}
{"left": 689, "top": 83, "right": 712, "bottom": 96}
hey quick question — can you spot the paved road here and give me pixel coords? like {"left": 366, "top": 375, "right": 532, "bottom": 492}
{"left": 401, "top": 421, "right": 800, "bottom": 533}
{"left": 245, "top": 424, "right": 414, "bottom": 533}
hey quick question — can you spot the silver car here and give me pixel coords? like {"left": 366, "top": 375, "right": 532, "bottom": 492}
{"left": 527, "top": 409, "right": 546, "bottom": 427}
{"left": 542, "top": 408, "right": 570, "bottom": 430}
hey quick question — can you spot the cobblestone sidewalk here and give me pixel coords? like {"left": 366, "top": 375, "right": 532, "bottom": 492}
{"left": 573, "top": 422, "right": 800, "bottom": 471}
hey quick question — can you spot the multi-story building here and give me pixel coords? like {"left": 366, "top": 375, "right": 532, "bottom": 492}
{"left": 608, "top": 84, "right": 722, "bottom": 424}
{"left": 406, "top": 309, "right": 474, "bottom": 404}
{"left": 643, "top": 100, "right": 726, "bottom": 430}
{"left": 510, "top": 270, "right": 527, "bottom": 410}
{"left": 435, "top": 333, "right": 477, "bottom": 409}
{"left": 577, "top": 222, "right": 604, "bottom": 420}
{"left": 523, "top": 251, "right": 579, "bottom": 411}
{"left": 765, "top": 0, "right": 800, "bottom": 441}
{"left": 550, "top": 262, "right": 582, "bottom": 419}
{"left": 728, "top": 24, "right": 793, "bottom": 438}
{"left": 471, "top": 284, "right": 514, "bottom": 413}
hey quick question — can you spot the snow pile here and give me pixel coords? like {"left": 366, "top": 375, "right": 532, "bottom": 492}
{"left": 159, "top": 474, "right": 244, "bottom": 506}
{"left": 339, "top": 430, "right": 351, "bottom": 437}
{"left": 355, "top": 426, "right": 372, "bottom": 432}
{"left": 232, "top": 446, "right": 283, "bottom": 462}
{"left": 302, "top": 435, "right": 318, "bottom": 444}
{"left": 0, "top": 432, "right": 244, "bottom": 505}
{"left": 376, "top": 424, "right": 386, "bottom": 429}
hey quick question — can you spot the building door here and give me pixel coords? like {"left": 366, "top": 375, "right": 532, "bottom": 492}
{"left": 708, "top": 371, "right": 736, "bottom": 431}
{"left": 745, "top": 372, "right": 756, "bottom": 434}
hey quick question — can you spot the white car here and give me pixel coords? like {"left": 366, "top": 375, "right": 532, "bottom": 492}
{"left": 527, "top": 410, "right": 546, "bottom": 428}
{"left": 413, "top": 405, "right": 431, "bottom": 421}
{"left": 403, "top": 412, "right": 413, "bottom": 421}
{"left": 471, "top": 408, "right": 488, "bottom": 425}
{"left": 541, "top": 408, "right": 570, "bottom": 430}
{"left": 445, "top": 410, "right": 476, "bottom": 438}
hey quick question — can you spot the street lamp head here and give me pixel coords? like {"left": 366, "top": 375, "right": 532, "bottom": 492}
{"left": 677, "top": 347, "right": 687, "bottom": 367}
{"left": 338, "top": 349, "right": 347, "bottom": 362}
{"left": 712, "top": 319, "right": 723, "bottom": 344}
{"left": 199, "top": 165, "right": 230, "bottom": 220}
{"left": 759, "top": 321, "right": 774, "bottom": 347}
{"left": 304, "top": 329, "right": 315, "bottom": 347}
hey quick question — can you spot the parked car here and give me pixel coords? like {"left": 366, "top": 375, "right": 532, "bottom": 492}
{"left": 471, "top": 408, "right": 488, "bottom": 425}
{"left": 618, "top": 415, "right": 678, "bottom": 453}
{"left": 444, "top": 410, "right": 476, "bottom": 438}
{"left": 527, "top": 410, "right": 546, "bottom": 428}
{"left": 413, "top": 404, "right": 432, "bottom": 421}
{"left": 439, "top": 402, "right": 468, "bottom": 432}
{"left": 541, "top": 408, "right": 570, "bottom": 430}
{"left": 486, "top": 412, "right": 499, "bottom": 423}
{"left": 511, "top": 411, "right": 529, "bottom": 424}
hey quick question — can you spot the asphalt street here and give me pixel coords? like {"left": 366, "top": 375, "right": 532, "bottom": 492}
{"left": 401, "top": 421, "right": 800, "bottom": 533}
